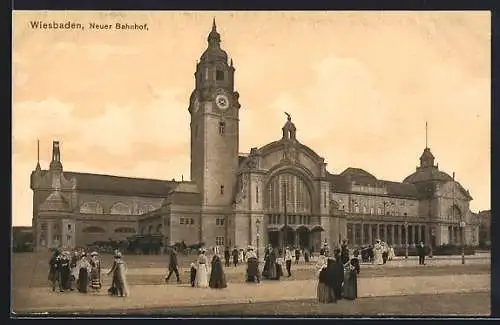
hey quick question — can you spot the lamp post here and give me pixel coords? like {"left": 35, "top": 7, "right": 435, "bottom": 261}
{"left": 404, "top": 221, "right": 409, "bottom": 259}
{"left": 460, "top": 220, "right": 466, "bottom": 265}
{"left": 256, "top": 219, "right": 261, "bottom": 260}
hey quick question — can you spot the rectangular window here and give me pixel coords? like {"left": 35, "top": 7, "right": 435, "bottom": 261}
{"left": 190, "top": 218, "right": 194, "bottom": 225}
{"left": 68, "top": 224, "right": 72, "bottom": 231}
{"left": 215, "top": 236, "right": 225, "bottom": 246}
{"left": 219, "top": 121, "right": 225, "bottom": 135}
{"left": 205, "top": 67, "right": 209, "bottom": 80}
{"left": 180, "top": 217, "right": 185, "bottom": 225}
{"left": 323, "top": 192, "right": 326, "bottom": 208}
{"left": 216, "top": 69, "right": 224, "bottom": 81}
{"left": 256, "top": 186, "right": 259, "bottom": 203}
{"left": 66, "top": 235, "right": 71, "bottom": 242}
{"left": 220, "top": 185, "right": 224, "bottom": 195}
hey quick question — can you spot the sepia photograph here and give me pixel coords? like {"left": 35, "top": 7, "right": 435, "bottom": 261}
{"left": 12, "top": 10, "right": 491, "bottom": 316}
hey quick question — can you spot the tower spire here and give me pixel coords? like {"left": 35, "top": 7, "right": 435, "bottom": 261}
{"left": 35, "top": 138, "right": 41, "bottom": 171}
{"left": 425, "top": 121, "right": 428, "bottom": 149}
{"left": 212, "top": 17, "right": 217, "bottom": 32}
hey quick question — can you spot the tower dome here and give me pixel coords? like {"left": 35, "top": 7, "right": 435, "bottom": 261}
{"left": 200, "top": 18, "right": 228, "bottom": 63}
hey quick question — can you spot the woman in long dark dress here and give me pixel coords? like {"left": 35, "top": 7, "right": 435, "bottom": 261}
{"left": 58, "top": 252, "right": 71, "bottom": 292}
{"left": 262, "top": 247, "right": 270, "bottom": 278}
{"left": 77, "top": 254, "right": 91, "bottom": 293}
{"left": 343, "top": 250, "right": 361, "bottom": 300}
{"left": 327, "top": 252, "right": 344, "bottom": 302}
{"left": 245, "top": 247, "right": 260, "bottom": 283}
{"left": 316, "top": 258, "right": 332, "bottom": 303}
{"left": 209, "top": 255, "right": 227, "bottom": 289}
{"left": 266, "top": 248, "right": 278, "bottom": 280}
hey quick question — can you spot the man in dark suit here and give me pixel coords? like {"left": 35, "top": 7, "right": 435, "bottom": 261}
{"left": 165, "top": 247, "right": 181, "bottom": 283}
{"left": 417, "top": 241, "right": 426, "bottom": 265}
{"left": 224, "top": 246, "right": 231, "bottom": 267}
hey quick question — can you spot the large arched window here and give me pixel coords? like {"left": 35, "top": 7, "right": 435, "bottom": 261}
{"left": 448, "top": 205, "right": 462, "bottom": 222}
{"left": 266, "top": 172, "right": 312, "bottom": 214}
{"left": 80, "top": 201, "right": 104, "bottom": 214}
{"left": 110, "top": 202, "right": 131, "bottom": 215}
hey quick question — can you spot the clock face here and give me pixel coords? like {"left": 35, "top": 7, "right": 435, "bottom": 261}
{"left": 193, "top": 97, "right": 200, "bottom": 112}
{"left": 215, "top": 94, "right": 230, "bottom": 110}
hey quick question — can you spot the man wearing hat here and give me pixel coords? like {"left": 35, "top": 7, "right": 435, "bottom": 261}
{"left": 165, "top": 246, "right": 181, "bottom": 284}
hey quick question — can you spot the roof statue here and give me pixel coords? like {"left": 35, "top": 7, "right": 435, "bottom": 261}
{"left": 284, "top": 111, "right": 291, "bottom": 121}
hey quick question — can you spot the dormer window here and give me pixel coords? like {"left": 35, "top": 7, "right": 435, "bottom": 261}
{"left": 216, "top": 69, "right": 224, "bottom": 81}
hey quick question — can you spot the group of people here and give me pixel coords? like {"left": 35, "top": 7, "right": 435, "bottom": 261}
{"left": 48, "top": 248, "right": 129, "bottom": 297}
{"left": 316, "top": 241, "right": 361, "bottom": 303}
{"left": 48, "top": 249, "right": 102, "bottom": 293}
{"left": 165, "top": 247, "right": 227, "bottom": 289}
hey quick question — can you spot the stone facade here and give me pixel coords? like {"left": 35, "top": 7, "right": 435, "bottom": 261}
{"left": 30, "top": 20, "right": 480, "bottom": 252}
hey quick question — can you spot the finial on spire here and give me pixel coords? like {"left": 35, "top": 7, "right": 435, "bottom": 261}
{"left": 230, "top": 58, "right": 233, "bottom": 67}
{"left": 285, "top": 112, "right": 291, "bottom": 121}
{"left": 425, "top": 121, "right": 429, "bottom": 148}
{"left": 212, "top": 17, "right": 217, "bottom": 32}
{"left": 37, "top": 138, "right": 40, "bottom": 163}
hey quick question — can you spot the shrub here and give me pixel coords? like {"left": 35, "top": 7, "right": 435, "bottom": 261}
{"left": 394, "top": 244, "right": 475, "bottom": 256}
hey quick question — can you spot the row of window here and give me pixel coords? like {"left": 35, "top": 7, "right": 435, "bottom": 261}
{"left": 40, "top": 223, "right": 72, "bottom": 231}
{"left": 268, "top": 214, "right": 312, "bottom": 225}
{"left": 180, "top": 218, "right": 195, "bottom": 225}
{"left": 215, "top": 236, "right": 225, "bottom": 246}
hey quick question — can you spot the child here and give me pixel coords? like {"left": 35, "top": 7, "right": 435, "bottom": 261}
{"left": 190, "top": 263, "right": 197, "bottom": 287}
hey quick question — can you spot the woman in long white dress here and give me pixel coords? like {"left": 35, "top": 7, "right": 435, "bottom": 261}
{"left": 373, "top": 240, "right": 384, "bottom": 265}
{"left": 196, "top": 249, "right": 209, "bottom": 288}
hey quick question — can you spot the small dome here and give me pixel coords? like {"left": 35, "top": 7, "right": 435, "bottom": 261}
{"left": 403, "top": 167, "right": 453, "bottom": 184}
{"left": 39, "top": 191, "right": 71, "bottom": 212}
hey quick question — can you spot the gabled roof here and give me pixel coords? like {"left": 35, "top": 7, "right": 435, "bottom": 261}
{"left": 39, "top": 191, "right": 72, "bottom": 212}
{"left": 63, "top": 171, "right": 176, "bottom": 197}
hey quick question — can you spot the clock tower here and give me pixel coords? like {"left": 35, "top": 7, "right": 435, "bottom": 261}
{"left": 188, "top": 19, "right": 241, "bottom": 245}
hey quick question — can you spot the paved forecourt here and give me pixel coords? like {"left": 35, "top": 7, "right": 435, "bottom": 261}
{"left": 13, "top": 272, "right": 490, "bottom": 314}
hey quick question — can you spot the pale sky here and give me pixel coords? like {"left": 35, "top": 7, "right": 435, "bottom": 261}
{"left": 12, "top": 11, "right": 491, "bottom": 226}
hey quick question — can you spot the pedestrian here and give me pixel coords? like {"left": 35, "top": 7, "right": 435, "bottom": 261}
{"left": 76, "top": 252, "right": 91, "bottom": 293}
{"left": 48, "top": 249, "right": 60, "bottom": 292}
{"left": 107, "top": 251, "right": 129, "bottom": 297}
{"left": 343, "top": 250, "right": 361, "bottom": 300}
{"left": 329, "top": 250, "right": 344, "bottom": 301}
{"left": 264, "top": 247, "right": 278, "bottom": 280}
{"left": 417, "top": 241, "right": 426, "bottom": 265}
{"left": 195, "top": 248, "right": 209, "bottom": 288}
{"left": 373, "top": 240, "right": 384, "bottom": 265}
{"left": 209, "top": 255, "right": 227, "bottom": 289}
{"left": 232, "top": 247, "right": 239, "bottom": 267}
{"left": 165, "top": 246, "right": 181, "bottom": 284}
{"left": 294, "top": 247, "right": 300, "bottom": 264}
{"left": 190, "top": 262, "right": 197, "bottom": 287}
{"left": 316, "top": 256, "right": 331, "bottom": 303}
{"left": 304, "top": 248, "right": 310, "bottom": 263}
{"left": 57, "top": 251, "right": 72, "bottom": 292}
{"left": 89, "top": 252, "right": 102, "bottom": 292}
{"left": 341, "top": 240, "right": 350, "bottom": 265}
{"left": 285, "top": 247, "right": 293, "bottom": 277}
{"left": 224, "top": 246, "right": 231, "bottom": 267}
{"left": 245, "top": 246, "right": 260, "bottom": 283}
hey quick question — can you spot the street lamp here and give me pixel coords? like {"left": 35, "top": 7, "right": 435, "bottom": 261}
{"left": 460, "top": 220, "right": 466, "bottom": 265}
{"left": 404, "top": 221, "right": 409, "bottom": 259}
{"left": 256, "top": 219, "right": 261, "bottom": 260}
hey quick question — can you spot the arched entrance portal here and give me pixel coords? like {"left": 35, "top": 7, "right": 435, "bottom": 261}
{"left": 265, "top": 172, "right": 314, "bottom": 250}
